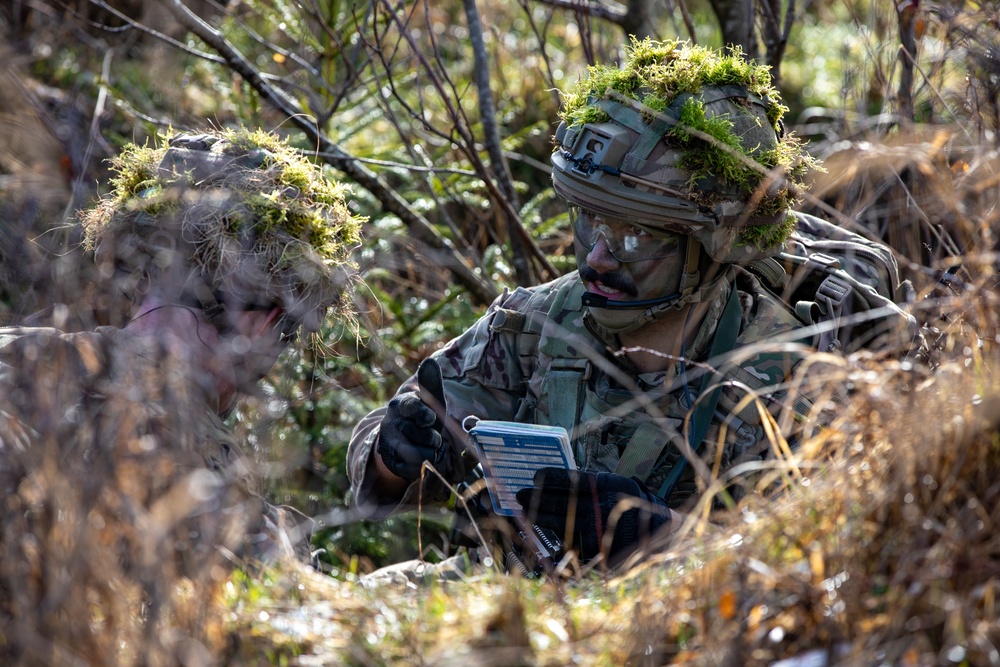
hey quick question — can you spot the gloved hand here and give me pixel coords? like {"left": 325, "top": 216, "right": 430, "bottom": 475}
{"left": 376, "top": 357, "right": 453, "bottom": 482}
{"left": 515, "top": 468, "right": 673, "bottom": 562}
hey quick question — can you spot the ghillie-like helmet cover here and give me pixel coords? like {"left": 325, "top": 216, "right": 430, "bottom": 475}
{"left": 81, "top": 128, "right": 364, "bottom": 336}
{"left": 552, "top": 38, "right": 822, "bottom": 263}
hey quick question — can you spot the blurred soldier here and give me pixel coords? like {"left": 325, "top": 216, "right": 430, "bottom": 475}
{"left": 348, "top": 39, "right": 915, "bottom": 571}
{"left": 0, "top": 129, "right": 362, "bottom": 661}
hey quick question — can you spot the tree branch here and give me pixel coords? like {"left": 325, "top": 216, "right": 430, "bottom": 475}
{"left": 377, "top": 0, "right": 556, "bottom": 283}
{"left": 464, "top": 0, "right": 536, "bottom": 284}
{"left": 464, "top": 0, "right": 518, "bottom": 207}
{"left": 161, "top": 0, "right": 499, "bottom": 306}
{"left": 896, "top": 0, "right": 918, "bottom": 125}
{"left": 531, "top": 0, "right": 628, "bottom": 27}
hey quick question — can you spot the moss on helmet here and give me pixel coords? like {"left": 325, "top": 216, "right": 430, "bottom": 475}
{"left": 559, "top": 38, "right": 822, "bottom": 252}
{"left": 81, "top": 127, "right": 364, "bottom": 335}
{"left": 562, "top": 38, "right": 778, "bottom": 128}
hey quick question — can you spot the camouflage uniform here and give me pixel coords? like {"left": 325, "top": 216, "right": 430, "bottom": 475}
{"left": 0, "top": 326, "right": 279, "bottom": 565}
{"left": 349, "top": 268, "right": 818, "bottom": 519}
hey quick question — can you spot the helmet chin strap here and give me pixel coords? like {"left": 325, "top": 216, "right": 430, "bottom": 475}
{"left": 582, "top": 238, "right": 719, "bottom": 335}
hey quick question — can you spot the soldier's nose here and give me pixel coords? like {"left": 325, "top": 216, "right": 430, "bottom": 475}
{"left": 586, "top": 236, "right": 621, "bottom": 273}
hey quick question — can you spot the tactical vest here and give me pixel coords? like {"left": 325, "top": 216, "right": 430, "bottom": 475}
{"left": 484, "top": 272, "right": 812, "bottom": 507}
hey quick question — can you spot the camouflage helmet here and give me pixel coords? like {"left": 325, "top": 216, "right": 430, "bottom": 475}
{"left": 81, "top": 128, "right": 364, "bottom": 337}
{"left": 552, "top": 38, "right": 820, "bottom": 263}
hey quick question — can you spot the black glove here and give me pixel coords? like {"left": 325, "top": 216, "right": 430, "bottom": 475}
{"left": 376, "top": 357, "right": 453, "bottom": 482}
{"left": 515, "top": 468, "right": 673, "bottom": 562}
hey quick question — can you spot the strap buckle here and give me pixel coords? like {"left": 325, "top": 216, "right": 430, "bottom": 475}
{"left": 806, "top": 252, "right": 842, "bottom": 271}
{"left": 549, "top": 357, "right": 592, "bottom": 381}
{"left": 817, "top": 274, "right": 852, "bottom": 313}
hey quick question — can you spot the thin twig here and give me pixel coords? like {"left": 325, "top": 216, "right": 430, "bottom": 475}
{"left": 162, "top": 0, "right": 499, "bottom": 306}
{"left": 531, "top": 0, "right": 628, "bottom": 27}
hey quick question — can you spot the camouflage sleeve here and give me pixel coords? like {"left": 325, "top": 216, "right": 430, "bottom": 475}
{"left": 348, "top": 287, "right": 534, "bottom": 519}
{"left": 0, "top": 327, "right": 277, "bottom": 565}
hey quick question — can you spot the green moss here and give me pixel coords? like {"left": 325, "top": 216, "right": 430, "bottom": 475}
{"left": 80, "top": 126, "right": 364, "bottom": 331}
{"left": 739, "top": 212, "right": 797, "bottom": 251}
{"left": 670, "top": 96, "right": 747, "bottom": 189}
{"left": 561, "top": 38, "right": 780, "bottom": 131}
{"left": 86, "top": 127, "right": 362, "bottom": 262}
{"left": 107, "top": 142, "right": 162, "bottom": 200}
{"left": 558, "top": 37, "right": 823, "bottom": 252}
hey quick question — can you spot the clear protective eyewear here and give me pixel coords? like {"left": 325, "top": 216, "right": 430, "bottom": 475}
{"left": 570, "top": 206, "right": 682, "bottom": 263}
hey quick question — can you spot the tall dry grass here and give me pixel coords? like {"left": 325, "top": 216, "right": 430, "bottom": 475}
{"left": 218, "top": 136, "right": 1000, "bottom": 665}
{"left": 0, "top": 330, "right": 261, "bottom": 666}
{"left": 214, "top": 283, "right": 1000, "bottom": 667}
{"left": 2, "top": 3, "right": 999, "bottom": 664}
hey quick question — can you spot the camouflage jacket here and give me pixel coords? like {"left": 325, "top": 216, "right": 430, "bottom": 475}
{"left": 349, "top": 269, "right": 818, "bottom": 519}
{"left": 0, "top": 326, "right": 265, "bottom": 566}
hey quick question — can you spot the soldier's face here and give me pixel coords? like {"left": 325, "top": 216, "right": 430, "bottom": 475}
{"left": 224, "top": 307, "right": 287, "bottom": 390}
{"left": 574, "top": 219, "right": 687, "bottom": 304}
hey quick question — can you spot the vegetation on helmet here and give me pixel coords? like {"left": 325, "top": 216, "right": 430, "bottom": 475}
{"left": 80, "top": 127, "right": 364, "bottom": 335}
{"left": 560, "top": 38, "right": 821, "bottom": 251}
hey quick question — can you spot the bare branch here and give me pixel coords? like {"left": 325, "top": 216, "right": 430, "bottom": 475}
{"left": 71, "top": 0, "right": 226, "bottom": 63}
{"left": 896, "top": 0, "right": 918, "bottom": 124}
{"left": 465, "top": 0, "right": 537, "bottom": 284}
{"left": 531, "top": 0, "right": 628, "bottom": 26}
{"left": 161, "top": 0, "right": 498, "bottom": 306}
{"left": 464, "top": 0, "right": 518, "bottom": 207}
{"left": 517, "top": 0, "right": 563, "bottom": 107}
{"left": 757, "top": 0, "right": 794, "bottom": 84}
{"left": 674, "top": 0, "right": 698, "bottom": 43}
{"left": 377, "top": 0, "right": 556, "bottom": 282}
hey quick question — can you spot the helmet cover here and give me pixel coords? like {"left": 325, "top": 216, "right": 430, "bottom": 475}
{"left": 81, "top": 128, "right": 364, "bottom": 337}
{"left": 552, "top": 38, "right": 821, "bottom": 263}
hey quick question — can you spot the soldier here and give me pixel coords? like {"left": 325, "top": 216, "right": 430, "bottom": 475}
{"left": 348, "top": 39, "right": 912, "bottom": 570}
{"left": 0, "top": 128, "right": 362, "bottom": 661}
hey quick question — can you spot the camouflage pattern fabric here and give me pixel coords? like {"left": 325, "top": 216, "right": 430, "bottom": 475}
{"left": 349, "top": 269, "right": 823, "bottom": 518}
{"left": 0, "top": 326, "right": 271, "bottom": 573}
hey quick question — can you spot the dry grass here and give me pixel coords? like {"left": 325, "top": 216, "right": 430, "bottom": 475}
{"left": 225, "top": 296, "right": 1000, "bottom": 665}
{"left": 4, "top": 140, "right": 1000, "bottom": 664}
{"left": 222, "top": 132, "right": 1000, "bottom": 663}
{"left": 3, "top": 2, "right": 1000, "bottom": 663}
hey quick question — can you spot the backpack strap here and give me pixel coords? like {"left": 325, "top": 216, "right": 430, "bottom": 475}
{"left": 614, "top": 420, "right": 677, "bottom": 481}
{"left": 545, "top": 358, "right": 592, "bottom": 463}
{"left": 655, "top": 284, "right": 743, "bottom": 499}
{"left": 795, "top": 263, "right": 853, "bottom": 353}
{"left": 492, "top": 279, "right": 596, "bottom": 463}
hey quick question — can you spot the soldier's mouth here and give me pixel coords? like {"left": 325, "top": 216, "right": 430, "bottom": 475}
{"left": 588, "top": 281, "right": 625, "bottom": 298}
{"left": 579, "top": 268, "right": 637, "bottom": 298}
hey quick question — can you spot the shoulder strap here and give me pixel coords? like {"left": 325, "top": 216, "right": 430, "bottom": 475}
{"left": 655, "top": 285, "right": 742, "bottom": 499}
{"left": 546, "top": 358, "right": 592, "bottom": 463}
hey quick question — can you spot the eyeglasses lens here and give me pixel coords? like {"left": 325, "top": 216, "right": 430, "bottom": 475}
{"left": 571, "top": 207, "right": 680, "bottom": 262}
